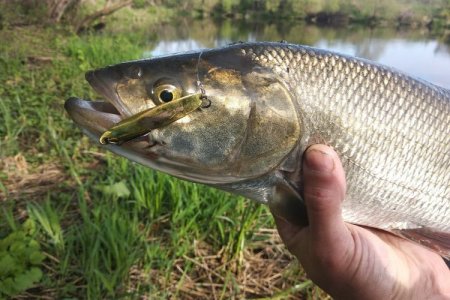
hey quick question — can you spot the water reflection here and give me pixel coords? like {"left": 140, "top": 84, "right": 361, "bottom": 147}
{"left": 145, "top": 18, "right": 450, "bottom": 88}
{"left": 151, "top": 39, "right": 204, "bottom": 55}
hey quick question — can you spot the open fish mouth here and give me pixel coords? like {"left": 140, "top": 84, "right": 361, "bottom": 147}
{"left": 64, "top": 98, "right": 122, "bottom": 137}
{"left": 65, "top": 68, "right": 127, "bottom": 138}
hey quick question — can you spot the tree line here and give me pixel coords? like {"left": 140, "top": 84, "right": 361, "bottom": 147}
{"left": 1, "top": 0, "right": 449, "bottom": 31}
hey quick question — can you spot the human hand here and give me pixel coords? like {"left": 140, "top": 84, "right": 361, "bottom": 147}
{"left": 271, "top": 144, "right": 450, "bottom": 299}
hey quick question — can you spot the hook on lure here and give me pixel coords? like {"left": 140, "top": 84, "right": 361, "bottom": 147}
{"left": 195, "top": 50, "right": 211, "bottom": 109}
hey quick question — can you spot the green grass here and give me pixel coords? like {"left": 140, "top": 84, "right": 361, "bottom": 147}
{"left": 0, "top": 25, "right": 325, "bottom": 299}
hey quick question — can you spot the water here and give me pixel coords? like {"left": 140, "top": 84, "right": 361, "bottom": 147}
{"left": 144, "top": 18, "right": 450, "bottom": 89}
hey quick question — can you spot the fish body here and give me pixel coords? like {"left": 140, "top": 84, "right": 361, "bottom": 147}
{"left": 65, "top": 42, "right": 450, "bottom": 258}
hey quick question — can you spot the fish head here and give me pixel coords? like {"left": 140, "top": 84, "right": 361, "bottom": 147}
{"left": 65, "top": 45, "right": 301, "bottom": 185}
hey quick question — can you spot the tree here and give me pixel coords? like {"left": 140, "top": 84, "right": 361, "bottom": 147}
{"left": 50, "top": 0, "right": 133, "bottom": 26}
{"left": 46, "top": 0, "right": 81, "bottom": 23}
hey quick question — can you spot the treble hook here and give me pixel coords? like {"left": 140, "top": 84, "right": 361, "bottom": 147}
{"left": 196, "top": 80, "right": 211, "bottom": 108}
{"left": 196, "top": 50, "right": 211, "bottom": 109}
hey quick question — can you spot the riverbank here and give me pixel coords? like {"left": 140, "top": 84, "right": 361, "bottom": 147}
{"left": 0, "top": 2, "right": 449, "bottom": 298}
{"left": 184, "top": 0, "right": 450, "bottom": 29}
{"left": 231, "top": 10, "right": 447, "bottom": 29}
{"left": 1, "top": 1, "right": 448, "bottom": 34}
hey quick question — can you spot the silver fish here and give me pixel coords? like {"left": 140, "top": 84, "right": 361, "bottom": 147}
{"left": 65, "top": 42, "right": 450, "bottom": 259}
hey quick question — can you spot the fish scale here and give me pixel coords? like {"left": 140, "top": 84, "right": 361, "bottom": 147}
{"left": 242, "top": 44, "right": 450, "bottom": 231}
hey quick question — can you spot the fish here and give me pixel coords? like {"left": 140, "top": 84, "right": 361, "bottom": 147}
{"left": 64, "top": 42, "right": 450, "bottom": 260}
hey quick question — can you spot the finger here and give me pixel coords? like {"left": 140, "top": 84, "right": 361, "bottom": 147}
{"left": 302, "top": 145, "right": 347, "bottom": 242}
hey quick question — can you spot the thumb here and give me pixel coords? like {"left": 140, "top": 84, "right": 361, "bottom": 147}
{"left": 302, "top": 145, "right": 347, "bottom": 243}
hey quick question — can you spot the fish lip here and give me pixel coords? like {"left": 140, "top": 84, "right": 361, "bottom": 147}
{"left": 64, "top": 97, "right": 122, "bottom": 135}
{"left": 65, "top": 97, "right": 162, "bottom": 148}
{"left": 85, "top": 69, "right": 131, "bottom": 116}
{"left": 64, "top": 96, "right": 120, "bottom": 115}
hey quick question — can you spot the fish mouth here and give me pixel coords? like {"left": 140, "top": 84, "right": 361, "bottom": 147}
{"left": 64, "top": 97, "right": 122, "bottom": 136}
{"left": 65, "top": 95, "right": 162, "bottom": 163}
{"left": 65, "top": 67, "right": 131, "bottom": 137}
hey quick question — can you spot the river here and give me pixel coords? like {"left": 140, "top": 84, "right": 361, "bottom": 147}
{"left": 142, "top": 18, "right": 450, "bottom": 89}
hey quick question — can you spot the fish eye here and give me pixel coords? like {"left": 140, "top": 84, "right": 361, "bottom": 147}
{"left": 159, "top": 89, "right": 174, "bottom": 102}
{"left": 152, "top": 81, "right": 182, "bottom": 105}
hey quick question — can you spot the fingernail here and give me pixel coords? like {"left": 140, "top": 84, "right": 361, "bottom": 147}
{"left": 304, "top": 147, "right": 334, "bottom": 172}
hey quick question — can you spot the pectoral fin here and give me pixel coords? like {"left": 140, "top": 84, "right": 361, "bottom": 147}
{"left": 270, "top": 182, "right": 308, "bottom": 228}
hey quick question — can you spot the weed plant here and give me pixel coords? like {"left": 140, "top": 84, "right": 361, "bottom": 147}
{"left": 0, "top": 26, "right": 319, "bottom": 299}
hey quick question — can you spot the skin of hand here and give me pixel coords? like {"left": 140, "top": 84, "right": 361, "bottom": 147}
{"left": 271, "top": 144, "right": 450, "bottom": 300}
